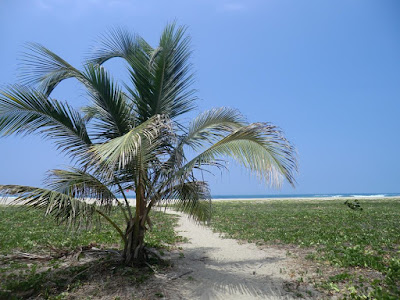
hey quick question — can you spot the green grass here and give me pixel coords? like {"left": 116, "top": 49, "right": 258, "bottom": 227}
{"left": 0, "top": 205, "right": 179, "bottom": 254}
{"left": 0, "top": 205, "right": 181, "bottom": 299}
{"left": 210, "top": 199, "right": 400, "bottom": 299}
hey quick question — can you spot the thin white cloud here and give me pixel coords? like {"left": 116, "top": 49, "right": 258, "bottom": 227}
{"left": 222, "top": 2, "right": 245, "bottom": 11}
{"left": 33, "top": 0, "right": 131, "bottom": 10}
{"left": 32, "top": 0, "right": 134, "bottom": 18}
{"left": 34, "top": 0, "right": 52, "bottom": 10}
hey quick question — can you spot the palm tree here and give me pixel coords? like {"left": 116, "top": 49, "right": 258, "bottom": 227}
{"left": 0, "top": 23, "right": 297, "bottom": 265}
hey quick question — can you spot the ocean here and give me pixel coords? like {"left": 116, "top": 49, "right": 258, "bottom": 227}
{"left": 210, "top": 193, "right": 400, "bottom": 199}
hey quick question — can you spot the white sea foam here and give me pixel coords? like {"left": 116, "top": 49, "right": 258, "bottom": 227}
{"left": 351, "top": 194, "right": 386, "bottom": 198}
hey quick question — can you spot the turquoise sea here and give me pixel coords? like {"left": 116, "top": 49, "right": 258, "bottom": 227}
{"left": 210, "top": 193, "right": 400, "bottom": 199}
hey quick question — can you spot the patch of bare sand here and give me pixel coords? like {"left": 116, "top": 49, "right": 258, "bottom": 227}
{"left": 160, "top": 212, "right": 319, "bottom": 299}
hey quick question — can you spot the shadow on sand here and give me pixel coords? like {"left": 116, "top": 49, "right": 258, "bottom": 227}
{"left": 167, "top": 246, "right": 316, "bottom": 299}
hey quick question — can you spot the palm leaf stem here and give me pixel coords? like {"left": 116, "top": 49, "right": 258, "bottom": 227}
{"left": 115, "top": 198, "right": 129, "bottom": 223}
{"left": 116, "top": 181, "right": 132, "bottom": 221}
{"left": 95, "top": 209, "right": 127, "bottom": 244}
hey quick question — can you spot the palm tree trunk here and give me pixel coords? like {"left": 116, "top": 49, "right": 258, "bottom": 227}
{"left": 123, "top": 182, "right": 146, "bottom": 265}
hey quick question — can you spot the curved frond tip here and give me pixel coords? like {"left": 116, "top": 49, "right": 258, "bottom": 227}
{"left": 0, "top": 85, "right": 92, "bottom": 161}
{"left": 180, "top": 123, "right": 298, "bottom": 187}
{"left": 19, "top": 43, "right": 83, "bottom": 95}
{"left": 46, "top": 168, "right": 117, "bottom": 207}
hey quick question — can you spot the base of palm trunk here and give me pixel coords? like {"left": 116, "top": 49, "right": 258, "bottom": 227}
{"left": 123, "top": 246, "right": 146, "bottom": 265}
{"left": 123, "top": 223, "right": 146, "bottom": 265}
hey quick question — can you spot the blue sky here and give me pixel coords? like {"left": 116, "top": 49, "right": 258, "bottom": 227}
{"left": 0, "top": 0, "right": 399, "bottom": 195}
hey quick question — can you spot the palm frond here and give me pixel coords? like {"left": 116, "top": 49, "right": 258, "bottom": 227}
{"left": 82, "top": 64, "right": 132, "bottom": 140}
{"left": 46, "top": 168, "right": 118, "bottom": 208}
{"left": 170, "top": 181, "right": 211, "bottom": 222}
{"left": 19, "top": 43, "right": 87, "bottom": 96}
{"left": 18, "top": 44, "right": 133, "bottom": 141}
{"left": 179, "top": 123, "right": 298, "bottom": 187}
{"left": 125, "top": 46, "right": 154, "bottom": 122}
{"left": 0, "top": 185, "right": 98, "bottom": 228}
{"left": 19, "top": 45, "right": 134, "bottom": 141}
{"left": 0, "top": 85, "right": 92, "bottom": 161}
{"left": 90, "top": 115, "right": 172, "bottom": 173}
{"left": 126, "top": 23, "right": 196, "bottom": 122}
{"left": 89, "top": 24, "right": 196, "bottom": 123}
{"left": 184, "top": 107, "right": 247, "bottom": 150}
{"left": 88, "top": 28, "right": 143, "bottom": 65}
{"left": 150, "top": 23, "right": 196, "bottom": 118}
{"left": 81, "top": 105, "right": 100, "bottom": 122}
{"left": 157, "top": 107, "right": 246, "bottom": 188}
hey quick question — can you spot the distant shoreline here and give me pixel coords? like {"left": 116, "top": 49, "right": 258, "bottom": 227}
{"left": 211, "top": 195, "right": 400, "bottom": 201}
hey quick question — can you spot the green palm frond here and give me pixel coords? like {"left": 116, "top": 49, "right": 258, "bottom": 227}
{"left": 46, "top": 168, "right": 118, "bottom": 208}
{"left": 158, "top": 108, "right": 246, "bottom": 187}
{"left": 125, "top": 45, "right": 154, "bottom": 122}
{"left": 0, "top": 85, "right": 92, "bottom": 161}
{"left": 91, "top": 115, "right": 171, "bottom": 172}
{"left": 89, "top": 23, "right": 196, "bottom": 123}
{"left": 0, "top": 185, "right": 98, "bottom": 228}
{"left": 184, "top": 107, "right": 247, "bottom": 150}
{"left": 81, "top": 105, "right": 100, "bottom": 122}
{"left": 169, "top": 181, "right": 211, "bottom": 222}
{"left": 88, "top": 28, "right": 144, "bottom": 65}
{"left": 19, "top": 45, "right": 133, "bottom": 142}
{"left": 144, "top": 22, "right": 196, "bottom": 119}
{"left": 82, "top": 64, "right": 132, "bottom": 140}
{"left": 20, "top": 43, "right": 87, "bottom": 96}
{"left": 179, "top": 123, "right": 298, "bottom": 187}
{"left": 19, "top": 43, "right": 134, "bottom": 141}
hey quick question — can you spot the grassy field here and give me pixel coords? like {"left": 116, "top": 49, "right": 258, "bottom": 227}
{"left": 2, "top": 200, "right": 399, "bottom": 299}
{"left": 210, "top": 199, "right": 400, "bottom": 299}
{"left": 0, "top": 205, "right": 181, "bottom": 299}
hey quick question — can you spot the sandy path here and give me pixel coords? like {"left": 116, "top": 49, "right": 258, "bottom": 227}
{"left": 164, "top": 212, "right": 314, "bottom": 300}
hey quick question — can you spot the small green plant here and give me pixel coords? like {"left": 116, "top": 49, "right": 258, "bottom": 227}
{"left": 344, "top": 199, "right": 363, "bottom": 211}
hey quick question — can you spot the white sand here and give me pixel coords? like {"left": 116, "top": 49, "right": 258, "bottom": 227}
{"left": 162, "top": 212, "right": 316, "bottom": 300}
